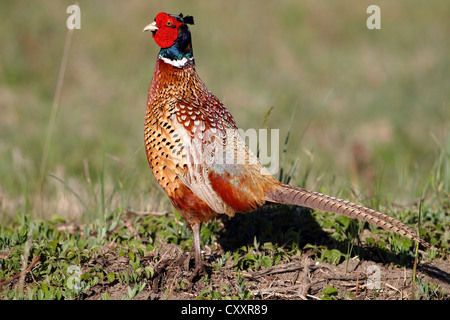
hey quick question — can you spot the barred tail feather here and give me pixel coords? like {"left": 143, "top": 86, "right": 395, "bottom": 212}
{"left": 266, "top": 183, "right": 435, "bottom": 250}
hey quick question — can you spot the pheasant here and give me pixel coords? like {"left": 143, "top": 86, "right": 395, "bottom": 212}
{"left": 143, "top": 12, "right": 435, "bottom": 274}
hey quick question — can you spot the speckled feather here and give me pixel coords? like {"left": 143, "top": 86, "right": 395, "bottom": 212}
{"left": 145, "top": 58, "right": 278, "bottom": 226}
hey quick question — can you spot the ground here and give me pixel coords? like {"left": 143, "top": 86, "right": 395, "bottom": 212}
{"left": 2, "top": 206, "right": 446, "bottom": 301}
{"left": 81, "top": 241, "right": 450, "bottom": 301}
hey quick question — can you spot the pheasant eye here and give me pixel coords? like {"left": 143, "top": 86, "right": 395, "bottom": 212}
{"left": 166, "top": 20, "right": 173, "bottom": 27}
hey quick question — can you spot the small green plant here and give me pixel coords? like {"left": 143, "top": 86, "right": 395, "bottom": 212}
{"left": 123, "top": 282, "right": 146, "bottom": 300}
{"left": 321, "top": 286, "right": 339, "bottom": 300}
{"left": 236, "top": 272, "right": 252, "bottom": 300}
{"left": 213, "top": 251, "right": 232, "bottom": 271}
{"left": 319, "top": 249, "right": 345, "bottom": 265}
{"left": 101, "top": 292, "right": 110, "bottom": 300}
{"left": 414, "top": 277, "right": 443, "bottom": 300}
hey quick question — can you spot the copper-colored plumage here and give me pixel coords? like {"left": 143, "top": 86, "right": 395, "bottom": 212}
{"left": 144, "top": 12, "right": 435, "bottom": 274}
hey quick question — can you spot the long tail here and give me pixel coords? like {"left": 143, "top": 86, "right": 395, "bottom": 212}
{"left": 266, "top": 183, "right": 435, "bottom": 250}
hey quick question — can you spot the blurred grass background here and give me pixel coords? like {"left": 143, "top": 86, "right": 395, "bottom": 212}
{"left": 0, "top": 0, "right": 448, "bottom": 222}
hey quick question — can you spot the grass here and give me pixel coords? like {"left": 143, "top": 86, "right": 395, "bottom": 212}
{"left": 0, "top": 135, "right": 447, "bottom": 299}
{"left": 0, "top": 0, "right": 449, "bottom": 300}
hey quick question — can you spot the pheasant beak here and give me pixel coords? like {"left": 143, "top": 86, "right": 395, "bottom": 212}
{"left": 143, "top": 21, "right": 158, "bottom": 33}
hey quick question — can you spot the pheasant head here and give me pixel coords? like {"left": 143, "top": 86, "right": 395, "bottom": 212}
{"left": 143, "top": 12, "right": 195, "bottom": 67}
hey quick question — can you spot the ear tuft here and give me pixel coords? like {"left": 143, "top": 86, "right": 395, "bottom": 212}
{"left": 182, "top": 15, "right": 194, "bottom": 25}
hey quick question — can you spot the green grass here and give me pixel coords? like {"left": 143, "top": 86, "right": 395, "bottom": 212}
{"left": 0, "top": 1, "right": 449, "bottom": 300}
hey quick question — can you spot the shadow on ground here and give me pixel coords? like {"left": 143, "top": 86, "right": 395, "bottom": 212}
{"left": 216, "top": 204, "right": 422, "bottom": 267}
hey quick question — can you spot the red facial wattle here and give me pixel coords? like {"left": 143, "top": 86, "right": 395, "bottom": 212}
{"left": 152, "top": 12, "right": 182, "bottom": 48}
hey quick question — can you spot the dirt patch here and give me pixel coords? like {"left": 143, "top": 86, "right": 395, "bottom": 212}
{"left": 81, "top": 242, "right": 449, "bottom": 300}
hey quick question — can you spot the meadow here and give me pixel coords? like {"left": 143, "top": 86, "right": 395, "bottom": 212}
{"left": 0, "top": 1, "right": 448, "bottom": 300}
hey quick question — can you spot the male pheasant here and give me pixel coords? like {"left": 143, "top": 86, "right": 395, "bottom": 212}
{"left": 143, "top": 12, "right": 434, "bottom": 274}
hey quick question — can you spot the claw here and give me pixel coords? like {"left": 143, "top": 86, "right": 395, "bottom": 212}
{"left": 189, "top": 262, "right": 207, "bottom": 282}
